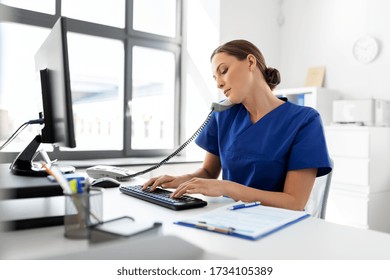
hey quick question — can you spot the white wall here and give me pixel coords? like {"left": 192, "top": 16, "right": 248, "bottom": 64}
{"left": 181, "top": 0, "right": 221, "bottom": 158}
{"left": 217, "top": 0, "right": 390, "bottom": 100}
{"left": 181, "top": 0, "right": 280, "bottom": 159}
{"left": 182, "top": 0, "right": 390, "bottom": 158}
{"left": 280, "top": 0, "right": 390, "bottom": 99}
{"left": 219, "top": 0, "right": 280, "bottom": 74}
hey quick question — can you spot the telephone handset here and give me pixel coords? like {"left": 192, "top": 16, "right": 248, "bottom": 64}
{"left": 86, "top": 99, "right": 234, "bottom": 181}
{"left": 210, "top": 98, "right": 234, "bottom": 112}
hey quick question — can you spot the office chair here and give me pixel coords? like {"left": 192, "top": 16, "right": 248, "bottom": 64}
{"left": 304, "top": 159, "right": 334, "bottom": 219}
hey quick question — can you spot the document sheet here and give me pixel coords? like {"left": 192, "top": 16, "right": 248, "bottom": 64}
{"left": 175, "top": 202, "right": 310, "bottom": 240}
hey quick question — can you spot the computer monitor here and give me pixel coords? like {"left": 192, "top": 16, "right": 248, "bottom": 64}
{"left": 10, "top": 17, "right": 76, "bottom": 176}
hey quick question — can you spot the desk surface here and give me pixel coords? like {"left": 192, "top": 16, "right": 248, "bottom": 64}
{"left": 2, "top": 176, "right": 390, "bottom": 260}
{"left": 0, "top": 164, "right": 62, "bottom": 199}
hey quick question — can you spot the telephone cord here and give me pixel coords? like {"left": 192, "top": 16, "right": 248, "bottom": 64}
{"left": 127, "top": 109, "right": 214, "bottom": 178}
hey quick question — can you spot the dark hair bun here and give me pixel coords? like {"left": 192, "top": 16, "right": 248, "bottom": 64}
{"left": 265, "top": 67, "right": 281, "bottom": 90}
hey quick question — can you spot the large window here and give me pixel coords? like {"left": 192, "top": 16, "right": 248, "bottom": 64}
{"left": 67, "top": 33, "right": 125, "bottom": 151}
{"left": 0, "top": 23, "right": 49, "bottom": 151}
{"left": 133, "top": 0, "right": 177, "bottom": 37}
{"left": 0, "top": 1, "right": 182, "bottom": 162}
{"left": 62, "top": 0, "right": 125, "bottom": 28}
{"left": 132, "top": 46, "right": 176, "bottom": 150}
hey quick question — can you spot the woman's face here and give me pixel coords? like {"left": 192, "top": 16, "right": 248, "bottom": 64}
{"left": 211, "top": 52, "right": 254, "bottom": 104}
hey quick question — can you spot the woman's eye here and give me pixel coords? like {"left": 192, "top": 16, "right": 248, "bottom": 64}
{"left": 221, "top": 68, "right": 228, "bottom": 74}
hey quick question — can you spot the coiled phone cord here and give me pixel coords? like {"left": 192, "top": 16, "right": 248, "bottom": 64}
{"left": 126, "top": 109, "right": 214, "bottom": 178}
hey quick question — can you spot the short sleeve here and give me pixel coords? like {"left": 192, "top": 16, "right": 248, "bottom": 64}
{"left": 288, "top": 112, "right": 332, "bottom": 177}
{"left": 195, "top": 113, "right": 220, "bottom": 156}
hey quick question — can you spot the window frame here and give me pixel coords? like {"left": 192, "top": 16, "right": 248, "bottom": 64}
{"left": 0, "top": 0, "right": 183, "bottom": 163}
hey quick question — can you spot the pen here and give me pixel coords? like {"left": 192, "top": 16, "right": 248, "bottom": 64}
{"left": 41, "top": 162, "right": 72, "bottom": 194}
{"left": 195, "top": 222, "right": 235, "bottom": 234}
{"left": 228, "top": 201, "right": 261, "bottom": 210}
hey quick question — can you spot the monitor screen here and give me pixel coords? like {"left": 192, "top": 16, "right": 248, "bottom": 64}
{"left": 35, "top": 17, "right": 76, "bottom": 148}
{"left": 10, "top": 17, "right": 76, "bottom": 176}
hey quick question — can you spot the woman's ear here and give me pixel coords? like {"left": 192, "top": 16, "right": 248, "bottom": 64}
{"left": 247, "top": 54, "right": 257, "bottom": 71}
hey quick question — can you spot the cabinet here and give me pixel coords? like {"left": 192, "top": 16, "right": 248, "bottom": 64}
{"left": 324, "top": 126, "right": 390, "bottom": 233}
{"left": 274, "top": 87, "right": 340, "bottom": 125}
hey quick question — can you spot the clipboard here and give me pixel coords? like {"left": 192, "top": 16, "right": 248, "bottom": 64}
{"left": 174, "top": 202, "right": 310, "bottom": 241}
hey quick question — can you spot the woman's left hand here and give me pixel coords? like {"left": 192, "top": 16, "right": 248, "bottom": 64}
{"left": 171, "top": 178, "right": 228, "bottom": 198}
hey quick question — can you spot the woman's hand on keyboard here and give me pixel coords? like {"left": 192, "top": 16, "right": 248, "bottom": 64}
{"left": 142, "top": 174, "right": 192, "bottom": 192}
{"left": 171, "top": 178, "right": 227, "bottom": 198}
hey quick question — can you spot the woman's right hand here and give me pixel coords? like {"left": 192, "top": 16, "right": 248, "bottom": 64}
{"left": 141, "top": 174, "right": 192, "bottom": 192}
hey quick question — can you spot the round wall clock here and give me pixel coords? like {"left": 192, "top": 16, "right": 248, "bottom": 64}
{"left": 353, "top": 36, "right": 379, "bottom": 64}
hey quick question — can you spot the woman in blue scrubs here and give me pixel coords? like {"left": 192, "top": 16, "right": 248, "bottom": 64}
{"left": 143, "top": 40, "right": 332, "bottom": 211}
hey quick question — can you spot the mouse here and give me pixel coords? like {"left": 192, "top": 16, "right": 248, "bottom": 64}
{"left": 91, "top": 177, "right": 121, "bottom": 188}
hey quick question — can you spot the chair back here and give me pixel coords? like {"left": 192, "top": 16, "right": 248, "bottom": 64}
{"left": 304, "top": 160, "right": 333, "bottom": 219}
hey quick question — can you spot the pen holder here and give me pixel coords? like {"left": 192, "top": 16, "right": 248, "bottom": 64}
{"left": 63, "top": 187, "right": 103, "bottom": 239}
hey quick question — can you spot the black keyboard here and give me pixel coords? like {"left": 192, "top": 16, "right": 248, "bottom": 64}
{"left": 119, "top": 185, "right": 207, "bottom": 210}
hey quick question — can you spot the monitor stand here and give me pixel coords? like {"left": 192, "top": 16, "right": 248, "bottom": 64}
{"left": 9, "top": 134, "right": 75, "bottom": 177}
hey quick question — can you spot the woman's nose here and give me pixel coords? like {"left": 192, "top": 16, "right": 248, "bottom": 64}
{"left": 216, "top": 78, "right": 224, "bottom": 89}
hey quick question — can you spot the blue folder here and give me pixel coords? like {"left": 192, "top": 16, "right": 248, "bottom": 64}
{"left": 174, "top": 203, "right": 310, "bottom": 241}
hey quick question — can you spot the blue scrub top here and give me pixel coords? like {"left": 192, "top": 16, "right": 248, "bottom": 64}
{"left": 195, "top": 101, "right": 332, "bottom": 192}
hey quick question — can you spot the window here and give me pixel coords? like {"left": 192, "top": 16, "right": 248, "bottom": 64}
{"left": 0, "top": 0, "right": 55, "bottom": 14}
{"left": 0, "top": 23, "right": 49, "bottom": 151}
{"left": 131, "top": 46, "right": 176, "bottom": 150}
{"left": 133, "top": 0, "right": 177, "bottom": 37}
{"left": 62, "top": 0, "right": 125, "bottom": 28}
{"left": 0, "top": 1, "right": 182, "bottom": 162}
{"left": 67, "top": 33, "right": 124, "bottom": 151}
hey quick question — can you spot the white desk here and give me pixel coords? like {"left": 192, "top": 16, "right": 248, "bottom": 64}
{"left": 2, "top": 177, "right": 390, "bottom": 260}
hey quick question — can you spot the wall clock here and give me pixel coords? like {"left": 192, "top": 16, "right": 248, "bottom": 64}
{"left": 353, "top": 36, "right": 379, "bottom": 64}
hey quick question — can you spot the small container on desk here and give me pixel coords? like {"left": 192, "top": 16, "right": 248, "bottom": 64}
{"left": 63, "top": 187, "right": 103, "bottom": 239}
